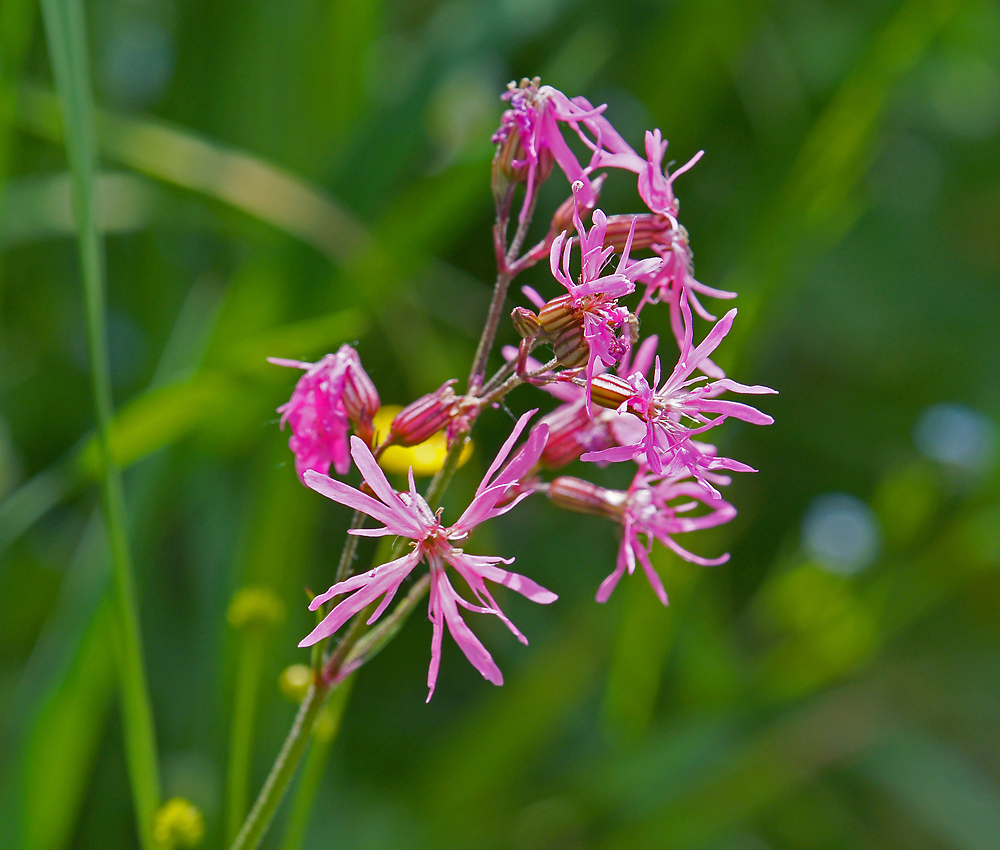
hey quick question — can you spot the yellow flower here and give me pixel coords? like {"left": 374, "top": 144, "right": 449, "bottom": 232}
{"left": 373, "top": 405, "right": 472, "bottom": 477}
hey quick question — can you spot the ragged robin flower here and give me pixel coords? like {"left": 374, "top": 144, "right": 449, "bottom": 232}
{"left": 541, "top": 182, "right": 662, "bottom": 400}
{"left": 547, "top": 470, "right": 736, "bottom": 604}
{"left": 583, "top": 292, "right": 775, "bottom": 491}
{"left": 299, "top": 411, "right": 556, "bottom": 700}
{"left": 269, "top": 345, "right": 379, "bottom": 482}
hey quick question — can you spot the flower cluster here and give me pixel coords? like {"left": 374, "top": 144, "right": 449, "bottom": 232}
{"left": 269, "top": 79, "right": 774, "bottom": 699}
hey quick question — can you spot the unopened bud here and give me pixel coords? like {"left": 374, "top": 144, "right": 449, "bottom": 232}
{"left": 603, "top": 213, "right": 671, "bottom": 253}
{"left": 227, "top": 586, "right": 285, "bottom": 632}
{"left": 389, "top": 381, "right": 458, "bottom": 446}
{"left": 538, "top": 403, "right": 613, "bottom": 469}
{"left": 511, "top": 306, "right": 541, "bottom": 340}
{"left": 342, "top": 358, "right": 380, "bottom": 443}
{"left": 589, "top": 374, "right": 635, "bottom": 411}
{"left": 279, "top": 664, "right": 313, "bottom": 702}
{"left": 548, "top": 476, "right": 626, "bottom": 519}
{"left": 552, "top": 325, "right": 589, "bottom": 368}
{"left": 537, "top": 294, "right": 580, "bottom": 337}
{"left": 153, "top": 798, "right": 204, "bottom": 850}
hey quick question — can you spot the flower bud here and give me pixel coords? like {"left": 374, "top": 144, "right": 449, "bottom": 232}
{"left": 154, "top": 798, "right": 204, "bottom": 850}
{"left": 388, "top": 381, "right": 458, "bottom": 446}
{"left": 547, "top": 476, "right": 626, "bottom": 519}
{"left": 537, "top": 294, "right": 580, "bottom": 337}
{"left": 603, "top": 213, "right": 671, "bottom": 253}
{"left": 511, "top": 307, "right": 541, "bottom": 340}
{"left": 589, "top": 374, "right": 635, "bottom": 411}
{"left": 341, "top": 355, "right": 380, "bottom": 443}
{"left": 537, "top": 403, "right": 613, "bottom": 469}
{"left": 552, "top": 324, "right": 589, "bottom": 368}
{"left": 279, "top": 664, "right": 313, "bottom": 702}
{"left": 227, "top": 586, "right": 285, "bottom": 632}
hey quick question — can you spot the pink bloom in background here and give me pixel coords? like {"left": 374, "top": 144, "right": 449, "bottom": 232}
{"left": 635, "top": 226, "right": 736, "bottom": 378}
{"left": 269, "top": 345, "right": 380, "bottom": 482}
{"left": 600, "top": 471, "right": 737, "bottom": 604}
{"left": 583, "top": 293, "right": 775, "bottom": 486}
{"left": 549, "top": 183, "right": 662, "bottom": 396}
{"left": 299, "top": 411, "right": 557, "bottom": 700}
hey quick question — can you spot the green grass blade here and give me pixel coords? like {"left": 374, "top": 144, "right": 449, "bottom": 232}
{"left": 38, "top": 0, "right": 161, "bottom": 846}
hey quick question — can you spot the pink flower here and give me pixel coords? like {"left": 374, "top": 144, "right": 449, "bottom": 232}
{"left": 493, "top": 81, "right": 607, "bottom": 223}
{"left": 548, "top": 183, "right": 662, "bottom": 399}
{"left": 600, "top": 471, "right": 736, "bottom": 604}
{"left": 298, "top": 411, "right": 557, "bottom": 700}
{"left": 269, "top": 345, "right": 379, "bottom": 483}
{"left": 635, "top": 226, "right": 736, "bottom": 378}
{"left": 636, "top": 130, "right": 703, "bottom": 219}
{"left": 583, "top": 293, "right": 775, "bottom": 490}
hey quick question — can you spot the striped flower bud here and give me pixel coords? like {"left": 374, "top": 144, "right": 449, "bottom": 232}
{"left": 589, "top": 374, "right": 635, "bottom": 411}
{"left": 603, "top": 213, "right": 671, "bottom": 253}
{"left": 552, "top": 324, "right": 589, "bottom": 368}
{"left": 388, "top": 381, "right": 458, "bottom": 446}
{"left": 537, "top": 293, "right": 580, "bottom": 337}
{"left": 537, "top": 402, "right": 613, "bottom": 469}
{"left": 511, "top": 306, "right": 541, "bottom": 340}
{"left": 547, "top": 476, "right": 626, "bottom": 520}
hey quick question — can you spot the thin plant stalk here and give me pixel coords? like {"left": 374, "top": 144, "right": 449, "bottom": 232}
{"left": 228, "top": 680, "right": 334, "bottom": 850}
{"left": 38, "top": 0, "right": 160, "bottom": 847}
{"left": 468, "top": 191, "right": 537, "bottom": 393}
{"left": 279, "top": 679, "right": 355, "bottom": 850}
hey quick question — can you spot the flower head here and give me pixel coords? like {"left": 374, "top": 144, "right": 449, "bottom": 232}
{"left": 299, "top": 411, "right": 556, "bottom": 700}
{"left": 544, "top": 183, "right": 662, "bottom": 399}
{"left": 547, "top": 470, "right": 735, "bottom": 604}
{"left": 269, "top": 345, "right": 379, "bottom": 482}
{"left": 636, "top": 129, "right": 703, "bottom": 219}
{"left": 493, "top": 80, "right": 606, "bottom": 222}
{"left": 603, "top": 471, "right": 735, "bottom": 603}
{"left": 583, "top": 294, "right": 775, "bottom": 491}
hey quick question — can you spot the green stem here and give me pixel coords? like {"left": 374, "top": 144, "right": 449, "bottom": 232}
{"left": 426, "top": 436, "right": 471, "bottom": 509}
{"left": 38, "top": 0, "right": 160, "bottom": 847}
{"left": 228, "top": 681, "right": 332, "bottom": 850}
{"left": 278, "top": 679, "right": 354, "bottom": 850}
{"left": 225, "top": 632, "right": 267, "bottom": 844}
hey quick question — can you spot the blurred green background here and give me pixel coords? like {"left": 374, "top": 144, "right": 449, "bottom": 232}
{"left": 2, "top": 0, "right": 1000, "bottom": 848}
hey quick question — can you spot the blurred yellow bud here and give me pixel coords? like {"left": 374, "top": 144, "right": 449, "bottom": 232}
{"left": 279, "top": 663, "right": 313, "bottom": 702}
{"left": 226, "top": 586, "right": 285, "bottom": 632}
{"left": 153, "top": 797, "right": 204, "bottom": 850}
